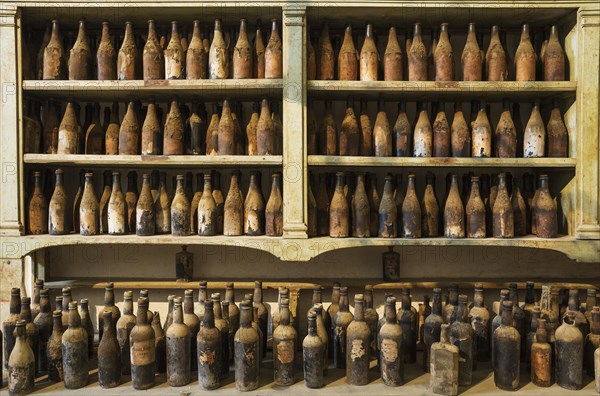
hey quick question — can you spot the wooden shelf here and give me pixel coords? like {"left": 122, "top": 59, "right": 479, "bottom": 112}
{"left": 307, "top": 81, "right": 577, "bottom": 101}
{"left": 22, "top": 79, "right": 283, "bottom": 101}
{"left": 7, "top": 234, "right": 600, "bottom": 263}
{"left": 308, "top": 156, "right": 576, "bottom": 169}
{"left": 23, "top": 154, "right": 282, "bottom": 167}
{"left": 43, "top": 279, "right": 319, "bottom": 290}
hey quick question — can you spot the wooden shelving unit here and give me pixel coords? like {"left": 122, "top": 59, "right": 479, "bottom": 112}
{"left": 308, "top": 156, "right": 577, "bottom": 168}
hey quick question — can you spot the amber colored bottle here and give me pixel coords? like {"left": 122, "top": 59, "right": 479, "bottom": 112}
{"left": 493, "top": 173, "right": 514, "bottom": 238}
{"left": 358, "top": 23, "right": 378, "bottom": 81}
{"left": 421, "top": 172, "right": 439, "bottom": 237}
{"left": 244, "top": 172, "right": 265, "bottom": 235}
{"left": 154, "top": 173, "right": 171, "bottom": 234}
{"left": 306, "top": 102, "right": 318, "bottom": 155}
{"left": 231, "top": 18, "right": 253, "bottom": 79}
{"left": 136, "top": 173, "right": 155, "bottom": 235}
{"left": 408, "top": 23, "right": 428, "bottom": 81}
{"left": 433, "top": 102, "right": 450, "bottom": 157}
{"left": 515, "top": 24, "right": 536, "bottom": 81}
{"left": 164, "top": 100, "right": 184, "bottom": 155}
{"left": 265, "top": 173, "right": 283, "bottom": 236}
{"left": 359, "top": 100, "right": 373, "bottom": 156}
{"left": 307, "top": 27, "right": 317, "bottom": 80}
{"left": 352, "top": 174, "right": 370, "bottom": 237}
{"left": 511, "top": 179, "right": 527, "bottom": 237}
{"left": 524, "top": 102, "right": 545, "bottom": 158}
{"left": 486, "top": 26, "right": 508, "bottom": 81}
{"left": 471, "top": 101, "right": 492, "bottom": 157}
{"left": 377, "top": 176, "right": 397, "bottom": 237}
{"left": 57, "top": 102, "right": 79, "bottom": 154}
{"left": 205, "top": 105, "right": 219, "bottom": 155}
{"left": 338, "top": 25, "right": 358, "bottom": 80}
{"left": 78, "top": 172, "right": 98, "bottom": 236}
{"left": 117, "top": 101, "right": 139, "bottom": 154}
{"left": 97, "top": 311, "right": 121, "bottom": 388}
{"left": 140, "top": 102, "right": 160, "bottom": 155}
{"left": 495, "top": 99, "right": 517, "bottom": 158}
{"left": 402, "top": 174, "right": 421, "bottom": 238}
{"left": 252, "top": 20, "right": 265, "bottom": 79}
{"left": 142, "top": 20, "right": 163, "bottom": 80}
{"left": 461, "top": 23, "right": 482, "bottom": 81}
{"left": 319, "top": 100, "right": 337, "bottom": 155}
{"left": 374, "top": 98, "right": 392, "bottom": 157}
{"left": 307, "top": 175, "right": 318, "bottom": 237}
{"left": 186, "top": 20, "right": 208, "bottom": 79}
{"left": 339, "top": 98, "right": 359, "bottom": 156}
{"left": 27, "top": 171, "right": 47, "bottom": 235}
{"left": 222, "top": 172, "right": 243, "bottom": 236}
{"left": 209, "top": 19, "right": 229, "bottom": 79}
{"left": 83, "top": 103, "right": 102, "bottom": 154}
{"left": 547, "top": 100, "right": 568, "bottom": 157}
{"left": 316, "top": 174, "right": 330, "bottom": 236}
{"left": 413, "top": 102, "right": 433, "bottom": 157}
{"left": 330, "top": 172, "right": 349, "bottom": 237}
{"left": 383, "top": 27, "right": 402, "bottom": 81}
{"left": 543, "top": 26, "right": 565, "bottom": 81}
{"left": 122, "top": 171, "right": 137, "bottom": 234}
{"left": 68, "top": 20, "right": 91, "bottom": 80}
{"left": 493, "top": 301, "right": 521, "bottom": 391}
{"left": 531, "top": 318, "right": 552, "bottom": 387}
{"left": 394, "top": 101, "right": 412, "bottom": 157}
{"left": 466, "top": 176, "right": 486, "bottom": 238}
{"left": 256, "top": 99, "right": 274, "bottom": 155}
{"left": 433, "top": 23, "right": 453, "bottom": 81}
{"left": 216, "top": 100, "right": 234, "bottom": 155}
{"left": 103, "top": 102, "right": 119, "bottom": 155}
{"left": 96, "top": 22, "right": 116, "bottom": 80}
{"left": 263, "top": 19, "right": 283, "bottom": 79}
{"left": 450, "top": 102, "right": 470, "bottom": 157}
{"left": 129, "top": 297, "right": 155, "bottom": 390}
{"left": 535, "top": 174, "right": 557, "bottom": 238}
{"left": 117, "top": 22, "right": 137, "bottom": 80}
{"left": 8, "top": 320, "right": 35, "bottom": 395}
{"left": 444, "top": 174, "right": 464, "bottom": 238}
{"left": 318, "top": 23, "right": 334, "bottom": 80}
{"left": 164, "top": 21, "right": 184, "bottom": 79}
{"left": 43, "top": 20, "right": 65, "bottom": 79}
{"left": 169, "top": 175, "right": 189, "bottom": 236}
{"left": 97, "top": 170, "right": 112, "bottom": 234}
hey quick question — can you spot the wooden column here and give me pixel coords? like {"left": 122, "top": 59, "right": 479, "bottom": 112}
{"left": 576, "top": 7, "right": 600, "bottom": 240}
{"left": 0, "top": 5, "right": 22, "bottom": 236}
{"left": 282, "top": 6, "right": 308, "bottom": 239}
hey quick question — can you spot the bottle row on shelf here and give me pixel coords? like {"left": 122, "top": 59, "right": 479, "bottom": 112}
{"left": 23, "top": 99, "right": 282, "bottom": 156}
{"left": 26, "top": 169, "right": 282, "bottom": 237}
{"left": 2, "top": 281, "right": 600, "bottom": 393}
{"left": 308, "top": 98, "right": 568, "bottom": 158}
{"left": 309, "top": 22, "right": 565, "bottom": 82}
{"left": 313, "top": 171, "right": 558, "bottom": 239}
{"left": 29, "top": 18, "right": 281, "bottom": 81}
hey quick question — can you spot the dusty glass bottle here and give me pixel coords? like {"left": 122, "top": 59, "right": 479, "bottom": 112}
{"left": 486, "top": 25, "right": 508, "bottom": 81}
{"left": 194, "top": 281, "right": 208, "bottom": 322}
{"left": 543, "top": 26, "right": 565, "bottom": 81}
{"left": 449, "top": 295, "right": 474, "bottom": 386}
{"left": 423, "top": 288, "right": 443, "bottom": 373}
{"left": 346, "top": 294, "right": 370, "bottom": 386}
{"left": 535, "top": 175, "right": 557, "bottom": 238}
{"left": 56, "top": 102, "right": 79, "bottom": 155}
{"left": 530, "top": 318, "right": 553, "bottom": 387}
{"left": 185, "top": 20, "right": 207, "bottom": 79}
{"left": 470, "top": 284, "right": 491, "bottom": 361}
{"left": 339, "top": 98, "right": 359, "bottom": 156}
{"left": 165, "top": 297, "right": 190, "bottom": 387}
{"left": 208, "top": 19, "right": 228, "bottom": 79}
{"left": 47, "top": 310, "right": 64, "bottom": 382}
{"left": 136, "top": 174, "right": 154, "bottom": 235}
{"left": 333, "top": 287, "right": 354, "bottom": 369}
{"left": 98, "top": 311, "right": 121, "bottom": 388}
{"left": 232, "top": 18, "right": 253, "bottom": 79}
{"left": 319, "top": 100, "right": 336, "bottom": 155}
{"left": 104, "top": 102, "right": 119, "bottom": 155}
{"left": 359, "top": 23, "right": 379, "bottom": 81}
{"left": 106, "top": 172, "right": 126, "bottom": 235}
{"left": 434, "top": 23, "right": 453, "bottom": 81}
{"left": 402, "top": 174, "right": 422, "bottom": 237}
{"left": 197, "top": 173, "right": 217, "bottom": 236}
{"left": 118, "top": 102, "right": 139, "bottom": 155}
{"left": 8, "top": 320, "right": 35, "bottom": 395}
{"left": 461, "top": 23, "right": 482, "bottom": 81}
{"left": 163, "top": 100, "right": 184, "bottom": 155}
{"left": 379, "top": 296, "right": 403, "bottom": 386}
{"left": 432, "top": 102, "right": 450, "bottom": 157}
{"left": 27, "top": 171, "right": 47, "bottom": 235}
{"left": 444, "top": 174, "right": 465, "bottom": 238}
{"left": 451, "top": 102, "right": 470, "bottom": 157}
{"left": 338, "top": 25, "right": 358, "bottom": 80}
{"left": 524, "top": 102, "right": 545, "bottom": 158}
{"left": 234, "top": 301, "right": 259, "bottom": 391}
{"left": 379, "top": 176, "right": 397, "bottom": 237}
{"left": 330, "top": 172, "right": 349, "bottom": 237}
{"left": 117, "top": 22, "right": 137, "bottom": 80}
{"left": 130, "top": 297, "right": 155, "bottom": 390}
{"left": 79, "top": 299, "right": 94, "bottom": 359}
{"left": 211, "top": 293, "right": 230, "bottom": 379}
{"left": 62, "top": 301, "right": 88, "bottom": 389}
{"left": 493, "top": 301, "right": 520, "bottom": 391}
{"left": 223, "top": 172, "right": 244, "bottom": 236}
{"left": 318, "top": 23, "right": 334, "bottom": 80}
{"left": 556, "top": 311, "right": 584, "bottom": 390}
{"left": 273, "top": 298, "right": 297, "bottom": 386}
{"left": 142, "top": 20, "right": 163, "bottom": 80}
{"left": 392, "top": 101, "right": 411, "bottom": 157}
{"left": 97, "top": 22, "right": 116, "bottom": 79}
{"left": 430, "top": 323, "right": 459, "bottom": 396}
{"left": 98, "top": 283, "right": 121, "bottom": 344}
{"left": 181, "top": 290, "right": 199, "bottom": 372}
{"left": 244, "top": 172, "right": 265, "bottom": 235}
{"left": 18, "top": 297, "right": 39, "bottom": 378}
{"left": 383, "top": 27, "right": 402, "bottom": 81}
{"left": 265, "top": 19, "right": 283, "bottom": 78}
{"left": 97, "top": 170, "right": 112, "bottom": 235}
{"left": 256, "top": 99, "right": 274, "bottom": 155}
{"left": 413, "top": 102, "right": 432, "bottom": 157}
{"left": 547, "top": 100, "right": 568, "bottom": 158}
{"left": 408, "top": 23, "right": 427, "bottom": 81}
{"left": 164, "top": 21, "right": 184, "bottom": 79}
{"left": 43, "top": 20, "right": 65, "bottom": 79}
{"left": 116, "top": 291, "right": 135, "bottom": 376}
{"left": 67, "top": 20, "right": 91, "bottom": 80}
{"left": 265, "top": 173, "right": 283, "bottom": 236}
{"left": 304, "top": 312, "right": 325, "bottom": 389}
{"left": 197, "top": 299, "right": 221, "bottom": 390}
{"left": 34, "top": 289, "right": 52, "bottom": 373}
{"left": 466, "top": 176, "right": 486, "bottom": 238}
{"left": 398, "top": 289, "right": 417, "bottom": 364}
{"left": 495, "top": 99, "right": 517, "bottom": 158}
{"left": 171, "top": 175, "right": 190, "bottom": 236}
{"left": 493, "top": 173, "right": 514, "bottom": 238}
{"left": 515, "top": 24, "right": 536, "bottom": 81}
{"left": 252, "top": 281, "right": 268, "bottom": 360}
{"left": 154, "top": 172, "right": 171, "bottom": 234}
{"left": 79, "top": 172, "right": 98, "bottom": 236}
{"left": 420, "top": 172, "right": 439, "bottom": 237}
{"left": 471, "top": 101, "right": 491, "bottom": 157}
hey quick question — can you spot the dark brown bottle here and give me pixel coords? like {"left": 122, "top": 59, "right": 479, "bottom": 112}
{"left": 234, "top": 300, "right": 259, "bottom": 391}
{"left": 358, "top": 100, "right": 373, "bottom": 156}
{"left": 318, "top": 100, "right": 337, "bottom": 155}
{"left": 556, "top": 311, "right": 583, "bottom": 390}
{"left": 98, "top": 283, "right": 121, "bottom": 343}
{"left": 272, "top": 298, "right": 296, "bottom": 386}
{"left": 256, "top": 99, "right": 274, "bottom": 155}
{"left": 181, "top": 290, "right": 199, "bottom": 372}
{"left": 244, "top": 172, "right": 265, "bottom": 235}
{"left": 494, "top": 301, "right": 521, "bottom": 390}
{"left": 265, "top": 19, "right": 282, "bottom": 78}
{"left": 307, "top": 26, "right": 317, "bottom": 80}
{"left": 42, "top": 100, "right": 60, "bottom": 154}
{"left": 423, "top": 288, "right": 443, "bottom": 373}
{"left": 327, "top": 283, "right": 341, "bottom": 361}
{"left": 337, "top": 25, "right": 358, "bottom": 80}
{"left": 316, "top": 174, "right": 330, "bottom": 236}
{"left": 23, "top": 100, "right": 42, "bottom": 154}
{"left": 169, "top": 175, "right": 189, "bottom": 236}
{"left": 164, "top": 100, "right": 184, "bottom": 155}
{"left": 334, "top": 287, "right": 354, "bottom": 369}
{"left": 68, "top": 20, "right": 91, "bottom": 80}
{"left": 118, "top": 22, "right": 137, "bottom": 80}
{"left": 515, "top": 24, "right": 536, "bottom": 81}
{"left": 80, "top": 172, "right": 99, "bottom": 236}
{"left": 197, "top": 298, "right": 221, "bottom": 389}
{"left": 466, "top": 176, "right": 486, "bottom": 238}
{"left": 96, "top": 22, "right": 116, "bottom": 80}
{"left": 470, "top": 284, "right": 491, "bottom": 362}
{"left": 340, "top": 98, "right": 359, "bottom": 156}
{"left": 196, "top": 173, "right": 216, "bottom": 236}
{"left": 346, "top": 294, "right": 370, "bottom": 385}
{"left": 543, "top": 26, "right": 565, "bottom": 81}
{"left": 222, "top": 172, "right": 243, "bottom": 236}
{"left": 461, "top": 23, "right": 482, "bottom": 81}
{"left": 116, "top": 291, "right": 135, "bottom": 376}
{"left": 57, "top": 102, "right": 80, "bottom": 155}
{"left": 384, "top": 27, "right": 402, "bottom": 81}
{"left": 47, "top": 310, "right": 64, "bottom": 382}
{"left": 216, "top": 100, "right": 234, "bottom": 155}
{"left": 547, "top": 100, "right": 568, "bottom": 157}
{"left": 118, "top": 102, "right": 139, "bottom": 155}
{"left": 512, "top": 179, "right": 527, "bottom": 237}
{"left": 584, "top": 307, "right": 600, "bottom": 377}
{"left": 359, "top": 24, "right": 378, "bottom": 81}
{"left": 531, "top": 318, "right": 552, "bottom": 387}
{"left": 495, "top": 99, "right": 517, "bottom": 158}
{"left": 231, "top": 19, "right": 253, "bottom": 79}
{"left": 408, "top": 23, "right": 427, "bottom": 81}
{"left": 317, "top": 23, "right": 334, "bottom": 80}
{"left": 98, "top": 311, "right": 121, "bottom": 388}
{"left": 142, "top": 20, "right": 163, "bottom": 80}
{"left": 130, "top": 297, "right": 155, "bottom": 390}
{"left": 486, "top": 25, "right": 508, "bottom": 81}
{"left": 60, "top": 288, "right": 72, "bottom": 331}
{"left": 253, "top": 20, "right": 266, "bottom": 78}
{"left": 304, "top": 312, "right": 325, "bottom": 388}
{"left": 450, "top": 102, "right": 470, "bottom": 157}
{"left": 374, "top": 98, "right": 392, "bottom": 157}
{"left": 379, "top": 175, "right": 397, "bottom": 237}
{"left": 393, "top": 101, "right": 411, "bottom": 157}
{"left": 79, "top": 299, "right": 94, "bottom": 358}
{"left": 413, "top": 102, "right": 432, "bottom": 157}
{"left": 43, "top": 20, "right": 65, "bottom": 79}
{"left": 265, "top": 172, "right": 283, "bottom": 236}
{"left": 104, "top": 102, "right": 119, "bottom": 155}
{"left": 33, "top": 289, "right": 51, "bottom": 373}
{"left": 330, "top": 172, "right": 349, "bottom": 237}
{"left": 17, "top": 297, "right": 38, "bottom": 379}
{"left": 535, "top": 174, "right": 557, "bottom": 238}
{"left": 449, "top": 295, "right": 475, "bottom": 386}
{"left": 209, "top": 293, "right": 229, "bottom": 379}
{"left": 351, "top": 173, "right": 369, "bottom": 237}
{"left": 250, "top": 281, "right": 268, "bottom": 360}
{"left": 308, "top": 174, "right": 318, "bottom": 237}
{"left": 141, "top": 102, "right": 160, "bottom": 155}
{"left": 493, "top": 173, "right": 514, "bottom": 238}
{"left": 432, "top": 102, "right": 450, "bottom": 157}
{"left": 444, "top": 174, "right": 464, "bottom": 238}
{"left": 97, "top": 170, "right": 112, "bottom": 235}
{"left": 525, "top": 306, "right": 541, "bottom": 368}
{"left": 402, "top": 174, "right": 422, "bottom": 238}
{"left": 62, "top": 301, "right": 88, "bottom": 389}
{"left": 83, "top": 103, "right": 102, "bottom": 154}
{"left": 28, "top": 171, "right": 48, "bottom": 235}
{"left": 136, "top": 173, "right": 155, "bottom": 235}
{"left": 8, "top": 320, "right": 35, "bottom": 395}
{"left": 154, "top": 172, "right": 171, "bottom": 234}
{"left": 378, "top": 296, "right": 403, "bottom": 385}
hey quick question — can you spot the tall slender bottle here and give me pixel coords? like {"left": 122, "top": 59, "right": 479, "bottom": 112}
{"left": 28, "top": 171, "right": 48, "bottom": 235}
{"left": 265, "top": 19, "right": 282, "bottom": 78}
{"left": 304, "top": 312, "right": 325, "bottom": 388}
{"left": 432, "top": 102, "right": 450, "bottom": 157}
{"left": 273, "top": 298, "right": 297, "bottom": 386}
{"left": 79, "top": 172, "right": 98, "bottom": 236}
{"left": 493, "top": 173, "right": 514, "bottom": 238}
{"left": 142, "top": 20, "right": 163, "bottom": 80}
{"left": 430, "top": 324, "right": 459, "bottom": 396}
{"left": 378, "top": 175, "right": 397, "bottom": 237}
{"left": 164, "top": 21, "right": 184, "bottom": 79}
{"left": 252, "top": 281, "right": 268, "bottom": 359}
{"left": 495, "top": 99, "right": 517, "bottom": 157}
{"left": 257, "top": 99, "right": 274, "bottom": 155}
{"left": 399, "top": 289, "right": 417, "bottom": 364}
{"left": 253, "top": 20, "right": 266, "bottom": 78}
{"left": 265, "top": 173, "right": 283, "bottom": 236}
{"left": 423, "top": 288, "right": 443, "bottom": 372}
{"left": 339, "top": 98, "right": 359, "bottom": 156}
{"left": 57, "top": 102, "right": 79, "bottom": 154}
{"left": 524, "top": 102, "right": 545, "bottom": 158}
{"left": 466, "top": 176, "right": 486, "bottom": 238}
{"left": 234, "top": 301, "right": 259, "bottom": 391}
{"left": 232, "top": 19, "right": 253, "bottom": 78}
{"left": 493, "top": 301, "right": 520, "bottom": 391}
{"left": 318, "top": 23, "right": 334, "bottom": 80}
{"left": 334, "top": 287, "right": 354, "bottom": 369}
{"left": 512, "top": 179, "right": 527, "bottom": 237}
{"left": 543, "top": 26, "right": 565, "bottom": 81}
{"left": 359, "top": 23, "right": 379, "bottom": 81}
{"left": 535, "top": 174, "right": 558, "bottom": 238}
{"left": 461, "top": 23, "right": 482, "bottom": 81}
{"left": 472, "top": 101, "right": 492, "bottom": 157}
{"left": 402, "top": 174, "right": 421, "bottom": 237}
{"left": 434, "top": 23, "right": 453, "bottom": 81}
{"left": 154, "top": 172, "right": 171, "bottom": 234}
{"left": 186, "top": 20, "right": 208, "bottom": 79}
{"left": 117, "top": 22, "right": 137, "bottom": 80}
{"left": 217, "top": 100, "right": 235, "bottom": 155}
{"left": 210, "top": 293, "right": 229, "bottom": 379}
{"left": 209, "top": 19, "right": 229, "bottom": 79}
{"left": 47, "top": 310, "right": 64, "bottom": 382}
{"left": 338, "top": 25, "right": 358, "bottom": 80}
{"left": 98, "top": 311, "right": 121, "bottom": 388}
{"left": 164, "top": 100, "right": 184, "bottom": 155}
{"left": 444, "top": 174, "right": 465, "bottom": 238}
{"left": 79, "top": 299, "right": 94, "bottom": 358}
{"left": 408, "top": 23, "right": 427, "bottom": 81}
{"left": 18, "top": 297, "right": 39, "bottom": 378}
{"left": 98, "top": 283, "right": 121, "bottom": 342}
{"left": 384, "top": 27, "right": 402, "bottom": 81}
{"left": 34, "top": 289, "right": 52, "bottom": 373}
{"left": 470, "top": 284, "right": 491, "bottom": 361}
{"left": 451, "top": 102, "right": 470, "bottom": 157}
{"left": 67, "top": 20, "right": 91, "bottom": 80}
{"left": 531, "top": 318, "right": 552, "bottom": 387}
{"left": 486, "top": 25, "right": 508, "bottom": 81}
{"left": 413, "top": 102, "right": 432, "bottom": 157}
{"left": 152, "top": 312, "right": 166, "bottom": 375}
{"left": 95, "top": 22, "right": 116, "bottom": 79}
{"left": 43, "top": 20, "right": 65, "bottom": 79}
{"left": 104, "top": 102, "right": 119, "bottom": 155}
{"left": 62, "top": 301, "right": 88, "bottom": 389}
{"left": 515, "top": 24, "right": 536, "bottom": 81}
{"left": 547, "top": 100, "right": 568, "bottom": 157}
{"left": 171, "top": 175, "right": 190, "bottom": 236}
{"left": 373, "top": 99, "right": 392, "bottom": 157}
{"left": 165, "top": 297, "right": 190, "bottom": 387}
{"left": 136, "top": 173, "right": 155, "bottom": 235}
{"left": 450, "top": 295, "right": 474, "bottom": 386}
{"left": 224, "top": 172, "right": 244, "bottom": 236}
{"left": 378, "top": 296, "right": 403, "bottom": 385}
{"left": 393, "top": 101, "right": 411, "bottom": 157}
{"left": 197, "top": 299, "right": 221, "bottom": 389}
{"left": 116, "top": 291, "right": 135, "bottom": 376}
{"left": 130, "top": 297, "right": 155, "bottom": 390}
{"left": 346, "top": 295, "right": 370, "bottom": 385}
{"left": 330, "top": 172, "right": 349, "bottom": 237}
{"left": 118, "top": 102, "right": 139, "bottom": 155}
{"left": 244, "top": 172, "right": 265, "bottom": 235}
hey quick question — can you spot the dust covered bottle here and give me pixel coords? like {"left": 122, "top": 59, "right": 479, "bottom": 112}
{"left": 466, "top": 176, "right": 486, "bottom": 238}
{"left": 104, "top": 102, "right": 119, "bottom": 155}
{"left": 18, "top": 298, "right": 38, "bottom": 379}
{"left": 471, "top": 101, "right": 491, "bottom": 157}
{"left": 165, "top": 297, "right": 190, "bottom": 387}
{"left": 531, "top": 318, "right": 552, "bottom": 387}
{"left": 451, "top": 102, "right": 470, "bottom": 157}
{"left": 424, "top": 288, "right": 443, "bottom": 373}
{"left": 118, "top": 101, "right": 139, "bottom": 155}
{"left": 333, "top": 287, "right": 354, "bottom": 369}
{"left": 106, "top": 178, "right": 126, "bottom": 233}
{"left": 164, "top": 100, "right": 184, "bottom": 155}
{"left": 67, "top": 19, "right": 91, "bottom": 80}
{"left": 130, "top": 297, "right": 155, "bottom": 390}
{"left": 543, "top": 26, "right": 565, "bottom": 81}
{"left": 373, "top": 98, "right": 392, "bottom": 157}
{"left": 62, "top": 301, "right": 88, "bottom": 389}
{"left": 165, "top": 21, "right": 184, "bottom": 79}
{"left": 434, "top": 23, "right": 453, "bottom": 81}
{"left": 547, "top": 100, "right": 568, "bottom": 157}
{"left": 234, "top": 301, "right": 259, "bottom": 391}
{"left": 340, "top": 98, "right": 359, "bottom": 155}
{"left": 360, "top": 23, "right": 379, "bottom": 81}
{"left": 136, "top": 173, "right": 155, "bottom": 235}
{"left": 197, "top": 299, "right": 221, "bottom": 389}
{"left": 398, "top": 289, "right": 417, "bottom": 364}
{"left": 233, "top": 19, "right": 253, "bottom": 79}
{"left": 303, "top": 312, "right": 324, "bottom": 388}
{"left": 515, "top": 24, "right": 536, "bottom": 81}
{"left": 461, "top": 23, "right": 482, "bottom": 81}
{"left": 273, "top": 298, "right": 297, "bottom": 386}
{"left": 493, "top": 173, "right": 514, "bottom": 238}
{"left": 244, "top": 172, "right": 265, "bottom": 235}
{"left": 257, "top": 99, "right": 274, "bottom": 155}
{"left": 98, "top": 311, "right": 121, "bottom": 388}
{"left": 394, "top": 101, "right": 411, "bottom": 157}
{"left": 555, "top": 311, "right": 583, "bottom": 390}
{"left": 408, "top": 23, "right": 427, "bottom": 81}
{"left": 47, "top": 310, "right": 64, "bottom": 382}
{"left": 217, "top": 99, "right": 235, "bottom": 155}
{"left": 28, "top": 171, "right": 48, "bottom": 235}
{"left": 330, "top": 172, "right": 349, "bottom": 237}
{"left": 57, "top": 102, "right": 79, "bottom": 154}
{"left": 384, "top": 27, "right": 402, "bottom": 81}
{"left": 318, "top": 23, "right": 334, "bottom": 80}
{"left": 97, "top": 22, "right": 116, "bottom": 80}
{"left": 352, "top": 176, "right": 370, "bottom": 238}
{"left": 209, "top": 19, "right": 229, "bottom": 79}
{"left": 265, "top": 173, "right": 283, "bottom": 236}
{"left": 378, "top": 175, "right": 397, "bottom": 237}
{"left": 495, "top": 99, "right": 517, "bottom": 158}
{"left": 430, "top": 323, "right": 459, "bottom": 396}
{"left": 79, "top": 172, "right": 98, "bottom": 236}
{"left": 338, "top": 25, "right": 358, "bottom": 80}
{"left": 154, "top": 172, "right": 171, "bottom": 234}
{"left": 98, "top": 283, "right": 121, "bottom": 343}
{"left": 470, "top": 284, "right": 491, "bottom": 361}
{"left": 512, "top": 178, "right": 527, "bottom": 237}
{"left": 43, "top": 20, "right": 65, "bottom": 79}
{"left": 524, "top": 102, "right": 545, "bottom": 158}
{"left": 486, "top": 25, "right": 508, "bottom": 81}
{"left": 493, "top": 301, "right": 520, "bottom": 391}
{"left": 265, "top": 19, "right": 282, "bottom": 78}
{"left": 118, "top": 22, "right": 137, "bottom": 80}
{"left": 186, "top": 20, "right": 208, "bottom": 79}
{"left": 224, "top": 172, "right": 244, "bottom": 236}
{"left": 346, "top": 294, "right": 370, "bottom": 385}
{"left": 379, "top": 296, "right": 403, "bottom": 386}
{"left": 8, "top": 320, "right": 35, "bottom": 395}
{"left": 433, "top": 102, "right": 450, "bottom": 157}
{"left": 402, "top": 174, "right": 421, "bottom": 238}
{"left": 444, "top": 174, "right": 465, "bottom": 238}
{"left": 413, "top": 102, "right": 433, "bottom": 157}
{"left": 449, "top": 295, "right": 474, "bottom": 386}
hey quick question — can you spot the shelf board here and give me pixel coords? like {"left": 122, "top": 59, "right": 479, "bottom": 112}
{"left": 308, "top": 156, "right": 576, "bottom": 169}
{"left": 22, "top": 79, "right": 283, "bottom": 101}
{"left": 307, "top": 81, "right": 577, "bottom": 101}
{"left": 7, "top": 234, "right": 600, "bottom": 263}
{"left": 43, "top": 279, "right": 319, "bottom": 290}
{"left": 23, "top": 154, "right": 282, "bottom": 167}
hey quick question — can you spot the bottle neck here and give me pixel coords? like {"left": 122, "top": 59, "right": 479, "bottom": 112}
{"left": 240, "top": 305, "right": 252, "bottom": 328}
{"left": 226, "top": 286, "right": 235, "bottom": 304}
{"left": 203, "top": 304, "right": 215, "bottom": 328}
{"left": 254, "top": 283, "right": 263, "bottom": 303}
{"left": 53, "top": 313, "right": 62, "bottom": 333}
{"left": 101, "top": 24, "right": 110, "bottom": 42}
{"left": 103, "top": 313, "right": 114, "bottom": 335}
{"left": 385, "top": 300, "right": 397, "bottom": 323}
{"left": 432, "top": 291, "right": 442, "bottom": 315}
{"left": 203, "top": 178, "right": 212, "bottom": 195}
{"left": 501, "top": 304, "right": 513, "bottom": 326}
{"left": 10, "top": 290, "right": 21, "bottom": 314}
{"left": 20, "top": 302, "right": 32, "bottom": 322}
{"left": 332, "top": 287, "right": 340, "bottom": 304}
{"left": 307, "top": 316, "right": 317, "bottom": 336}
{"left": 69, "top": 307, "right": 82, "bottom": 328}
{"left": 184, "top": 294, "right": 194, "bottom": 314}
{"left": 124, "top": 23, "right": 134, "bottom": 42}
{"left": 536, "top": 320, "right": 548, "bottom": 343}
{"left": 136, "top": 303, "right": 148, "bottom": 325}
{"left": 354, "top": 299, "right": 365, "bottom": 321}
{"left": 213, "top": 298, "right": 223, "bottom": 319}
{"left": 312, "top": 290, "right": 322, "bottom": 305}
{"left": 474, "top": 290, "right": 484, "bottom": 308}
{"left": 104, "top": 288, "right": 115, "bottom": 307}
{"left": 280, "top": 304, "right": 291, "bottom": 325}
{"left": 123, "top": 297, "right": 133, "bottom": 315}
{"left": 339, "top": 293, "right": 349, "bottom": 312}
{"left": 40, "top": 293, "right": 50, "bottom": 313}
{"left": 76, "top": 21, "right": 86, "bottom": 42}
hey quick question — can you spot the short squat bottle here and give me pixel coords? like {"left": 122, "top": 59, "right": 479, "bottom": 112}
{"left": 62, "top": 301, "right": 89, "bottom": 389}
{"left": 8, "top": 320, "right": 35, "bottom": 396}
{"left": 555, "top": 311, "right": 583, "bottom": 390}
{"left": 430, "top": 324, "right": 459, "bottom": 396}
